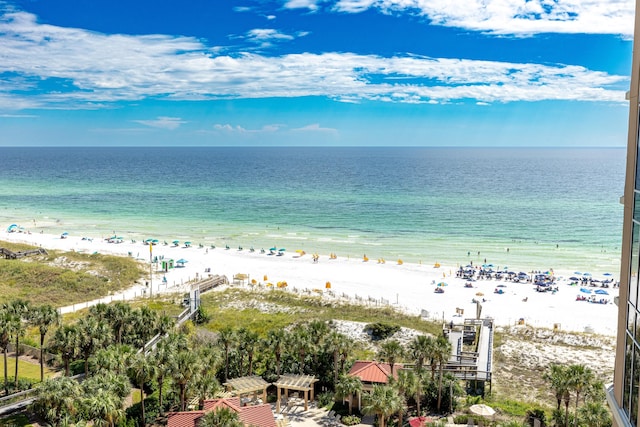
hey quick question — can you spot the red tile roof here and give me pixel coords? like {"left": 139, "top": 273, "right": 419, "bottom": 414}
{"left": 167, "top": 411, "right": 205, "bottom": 427}
{"left": 168, "top": 398, "right": 276, "bottom": 427}
{"left": 348, "top": 360, "right": 403, "bottom": 384}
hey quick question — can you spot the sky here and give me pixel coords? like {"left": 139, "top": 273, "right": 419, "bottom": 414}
{"left": 0, "top": 0, "right": 635, "bottom": 147}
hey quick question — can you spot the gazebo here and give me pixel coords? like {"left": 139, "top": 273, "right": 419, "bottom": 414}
{"left": 273, "top": 374, "right": 318, "bottom": 412}
{"left": 223, "top": 375, "right": 270, "bottom": 405}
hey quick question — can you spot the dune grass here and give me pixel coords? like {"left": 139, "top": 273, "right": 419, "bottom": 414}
{"left": 200, "top": 287, "right": 442, "bottom": 337}
{"left": 0, "top": 240, "right": 144, "bottom": 306}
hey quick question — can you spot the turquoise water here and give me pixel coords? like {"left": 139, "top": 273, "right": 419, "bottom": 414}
{"left": 0, "top": 147, "right": 625, "bottom": 273}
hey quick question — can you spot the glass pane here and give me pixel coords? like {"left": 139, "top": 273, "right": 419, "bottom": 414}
{"left": 630, "top": 304, "right": 637, "bottom": 338}
{"left": 631, "top": 221, "right": 640, "bottom": 307}
{"left": 625, "top": 334, "right": 634, "bottom": 418}
{"left": 634, "top": 345, "right": 640, "bottom": 426}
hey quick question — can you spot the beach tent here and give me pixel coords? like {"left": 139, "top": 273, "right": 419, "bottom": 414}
{"left": 6, "top": 224, "right": 17, "bottom": 232}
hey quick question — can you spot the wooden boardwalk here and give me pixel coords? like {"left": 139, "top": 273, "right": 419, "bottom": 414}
{"left": 0, "top": 247, "right": 47, "bottom": 259}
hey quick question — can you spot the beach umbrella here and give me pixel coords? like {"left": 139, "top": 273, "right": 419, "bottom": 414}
{"left": 279, "top": 248, "right": 286, "bottom": 252}
{"left": 326, "top": 281, "right": 331, "bottom": 289}
{"left": 469, "top": 404, "right": 495, "bottom": 417}
{"left": 583, "top": 272, "right": 592, "bottom": 277}
{"left": 437, "top": 282, "right": 448, "bottom": 287}
{"left": 569, "top": 277, "right": 580, "bottom": 281}
{"left": 580, "top": 288, "right": 592, "bottom": 294}
{"left": 595, "top": 289, "right": 609, "bottom": 295}
{"left": 270, "top": 247, "right": 277, "bottom": 251}
{"left": 574, "top": 271, "right": 582, "bottom": 275}
{"left": 172, "top": 240, "right": 179, "bottom": 244}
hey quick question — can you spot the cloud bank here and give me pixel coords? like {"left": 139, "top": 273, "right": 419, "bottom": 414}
{"left": 0, "top": 8, "right": 628, "bottom": 111}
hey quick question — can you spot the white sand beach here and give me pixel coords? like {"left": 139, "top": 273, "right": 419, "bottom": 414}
{"left": 2, "top": 230, "right": 621, "bottom": 336}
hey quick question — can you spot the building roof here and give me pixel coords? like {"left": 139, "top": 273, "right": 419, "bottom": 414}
{"left": 348, "top": 360, "right": 403, "bottom": 384}
{"left": 168, "top": 398, "right": 276, "bottom": 427}
{"left": 167, "top": 411, "right": 205, "bottom": 427}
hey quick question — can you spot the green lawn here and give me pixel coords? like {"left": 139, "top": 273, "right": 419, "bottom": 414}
{"left": 0, "top": 355, "right": 55, "bottom": 383}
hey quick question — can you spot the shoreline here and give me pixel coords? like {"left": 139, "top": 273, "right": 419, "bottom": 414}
{"left": 2, "top": 228, "right": 621, "bottom": 336}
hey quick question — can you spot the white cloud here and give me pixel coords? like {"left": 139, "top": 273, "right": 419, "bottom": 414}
{"left": 213, "top": 124, "right": 283, "bottom": 133}
{"left": 292, "top": 123, "right": 338, "bottom": 133}
{"left": 134, "top": 116, "right": 186, "bottom": 130}
{"left": 284, "top": 0, "right": 324, "bottom": 11}
{"left": 0, "top": 9, "right": 628, "bottom": 111}
{"left": 0, "top": 113, "right": 37, "bottom": 118}
{"left": 333, "top": 0, "right": 635, "bottom": 36}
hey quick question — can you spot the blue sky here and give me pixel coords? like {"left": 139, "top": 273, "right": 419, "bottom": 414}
{"left": 0, "top": 0, "right": 634, "bottom": 146}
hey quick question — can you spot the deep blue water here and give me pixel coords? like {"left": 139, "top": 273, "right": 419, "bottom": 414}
{"left": 0, "top": 147, "right": 626, "bottom": 271}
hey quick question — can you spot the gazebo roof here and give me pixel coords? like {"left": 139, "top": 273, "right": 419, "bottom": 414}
{"left": 272, "top": 374, "right": 318, "bottom": 391}
{"left": 223, "top": 375, "right": 270, "bottom": 395}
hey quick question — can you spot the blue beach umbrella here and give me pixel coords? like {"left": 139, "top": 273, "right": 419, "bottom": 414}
{"left": 279, "top": 248, "right": 286, "bottom": 252}
{"left": 580, "top": 288, "right": 592, "bottom": 294}
{"left": 595, "top": 289, "right": 609, "bottom": 295}
{"left": 574, "top": 271, "right": 582, "bottom": 275}
{"left": 270, "top": 247, "right": 277, "bottom": 251}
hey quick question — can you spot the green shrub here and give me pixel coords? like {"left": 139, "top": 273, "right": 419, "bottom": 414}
{"left": 363, "top": 322, "right": 401, "bottom": 341}
{"left": 342, "top": 415, "right": 361, "bottom": 426}
{"left": 317, "top": 391, "right": 335, "bottom": 407}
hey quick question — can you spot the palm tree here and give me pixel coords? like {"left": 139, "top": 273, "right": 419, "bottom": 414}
{"left": 393, "top": 368, "right": 418, "bottom": 426}
{"left": 32, "top": 376, "right": 81, "bottom": 426}
{"left": 433, "top": 335, "right": 452, "bottom": 412}
{"left": 128, "top": 353, "right": 157, "bottom": 426}
{"left": 577, "top": 402, "right": 612, "bottom": 427}
{"left": 217, "top": 327, "right": 235, "bottom": 381}
{"left": 378, "top": 339, "right": 404, "bottom": 377}
{"left": 409, "top": 335, "right": 434, "bottom": 374}
{"left": 30, "top": 304, "right": 60, "bottom": 382}
{"left": 151, "top": 341, "right": 173, "bottom": 415}
{"left": 50, "top": 325, "right": 79, "bottom": 376}
{"left": 335, "top": 374, "right": 362, "bottom": 414}
{"left": 567, "top": 364, "right": 595, "bottom": 427}
{"left": 544, "top": 364, "right": 570, "bottom": 412}
{"left": 409, "top": 335, "right": 434, "bottom": 415}
{"left": 106, "top": 302, "right": 132, "bottom": 345}
{"left": 242, "top": 330, "right": 259, "bottom": 376}
{"left": 192, "top": 371, "right": 221, "bottom": 409}
{"left": 171, "top": 349, "right": 201, "bottom": 411}
{"left": 362, "top": 384, "right": 405, "bottom": 427}
{"left": 289, "top": 325, "right": 311, "bottom": 374}
{"left": 266, "top": 329, "right": 286, "bottom": 377}
{"left": 77, "top": 316, "right": 112, "bottom": 376}
{"left": 0, "top": 307, "right": 17, "bottom": 395}
{"left": 197, "top": 407, "right": 243, "bottom": 427}
{"left": 7, "top": 299, "right": 29, "bottom": 387}
{"left": 80, "top": 388, "right": 125, "bottom": 427}
{"left": 325, "top": 331, "right": 349, "bottom": 386}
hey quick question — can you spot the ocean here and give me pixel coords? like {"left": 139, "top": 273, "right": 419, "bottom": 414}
{"left": 0, "top": 146, "right": 625, "bottom": 273}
